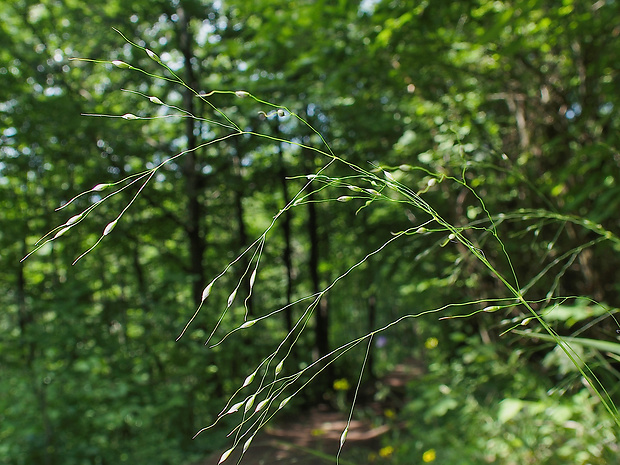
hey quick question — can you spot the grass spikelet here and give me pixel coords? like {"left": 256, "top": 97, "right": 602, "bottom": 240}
{"left": 244, "top": 395, "right": 256, "bottom": 413}
{"left": 242, "top": 371, "right": 256, "bottom": 388}
{"left": 275, "top": 360, "right": 284, "bottom": 375}
{"left": 201, "top": 281, "right": 215, "bottom": 302}
{"left": 278, "top": 396, "right": 291, "bottom": 410}
{"left": 145, "top": 48, "right": 161, "bottom": 63}
{"left": 92, "top": 183, "right": 112, "bottom": 192}
{"left": 111, "top": 60, "right": 130, "bottom": 68}
{"left": 225, "top": 401, "right": 244, "bottom": 415}
{"left": 255, "top": 399, "right": 269, "bottom": 412}
{"left": 242, "top": 436, "right": 254, "bottom": 453}
{"left": 103, "top": 220, "right": 118, "bottom": 236}
{"left": 249, "top": 269, "right": 257, "bottom": 289}
{"left": 339, "top": 427, "right": 348, "bottom": 447}
{"left": 65, "top": 213, "right": 84, "bottom": 225}
{"left": 227, "top": 288, "right": 238, "bottom": 308}
{"left": 53, "top": 227, "right": 71, "bottom": 239}
{"left": 218, "top": 447, "right": 234, "bottom": 464}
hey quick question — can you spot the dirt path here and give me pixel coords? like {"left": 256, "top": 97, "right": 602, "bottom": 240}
{"left": 197, "top": 361, "right": 423, "bottom": 465}
{"left": 198, "top": 406, "right": 388, "bottom": 465}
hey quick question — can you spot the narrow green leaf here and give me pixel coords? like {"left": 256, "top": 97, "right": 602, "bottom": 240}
{"left": 514, "top": 330, "right": 620, "bottom": 355}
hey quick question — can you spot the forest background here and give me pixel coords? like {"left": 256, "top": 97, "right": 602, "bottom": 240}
{"left": 1, "top": 0, "right": 620, "bottom": 464}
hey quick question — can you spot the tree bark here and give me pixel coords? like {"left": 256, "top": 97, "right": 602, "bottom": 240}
{"left": 305, "top": 148, "right": 329, "bottom": 360}
{"left": 232, "top": 139, "right": 253, "bottom": 315}
{"left": 274, "top": 126, "right": 294, "bottom": 333}
{"left": 177, "top": 5, "right": 205, "bottom": 308}
{"left": 175, "top": 3, "right": 204, "bottom": 442}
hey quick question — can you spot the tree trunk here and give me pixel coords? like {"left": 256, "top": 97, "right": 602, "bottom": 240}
{"left": 175, "top": 3, "right": 203, "bottom": 441}
{"left": 305, "top": 148, "right": 329, "bottom": 360}
{"left": 232, "top": 139, "right": 253, "bottom": 315}
{"left": 275, "top": 128, "right": 294, "bottom": 333}
{"left": 177, "top": 5, "right": 205, "bottom": 308}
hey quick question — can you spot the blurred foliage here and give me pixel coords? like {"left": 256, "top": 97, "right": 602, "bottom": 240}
{"left": 390, "top": 334, "right": 618, "bottom": 464}
{"left": 1, "top": 0, "right": 619, "bottom": 464}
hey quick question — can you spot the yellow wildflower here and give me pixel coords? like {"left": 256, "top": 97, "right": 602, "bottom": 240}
{"left": 333, "top": 378, "right": 351, "bottom": 391}
{"left": 422, "top": 448, "right": 436, "bottom": 462}
{"left": 425, "top": 337, "right": 438, "bottom": 349}
{"left": 379, "top": 446, "right": 394, "bottom": 458}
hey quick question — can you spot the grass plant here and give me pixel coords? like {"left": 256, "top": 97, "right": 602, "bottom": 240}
{"left": 25, "top": 33, "right": 620, "bottom": 464}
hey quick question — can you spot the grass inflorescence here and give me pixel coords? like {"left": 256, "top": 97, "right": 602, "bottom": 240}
{"left": 26, "top": 30, "right": 620, "bottom": 464}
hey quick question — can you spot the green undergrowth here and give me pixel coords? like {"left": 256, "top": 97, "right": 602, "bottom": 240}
{"left": 383, "top": 335, "right": 619, "bottom": 464}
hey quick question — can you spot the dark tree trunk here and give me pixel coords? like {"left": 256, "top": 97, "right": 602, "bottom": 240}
{"left": 305, "top": 148, "right": 329, "bottom": 360}
{"left": 232, "top": 139, "right": 253, "bottom": 315}
{"left": 275, "top": 131, "right": 294, "bottom": 333}
{"left": 177, "top": 6, "right": 205, "bottom": 308}
{"left": 175, "top": 4, "right": 204, "bottom": 443}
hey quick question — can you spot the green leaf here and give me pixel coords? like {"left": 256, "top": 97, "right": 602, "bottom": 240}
{"left": 514, "top": 330, "right": 620, "bottom": 356}
{"left": 498, "top": 398, "right": 523, "bottom": 424}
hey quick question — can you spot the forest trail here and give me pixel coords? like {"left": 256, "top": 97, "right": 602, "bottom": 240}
{"left": 197, "top": 361, "right": 424, "bottom": 465}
